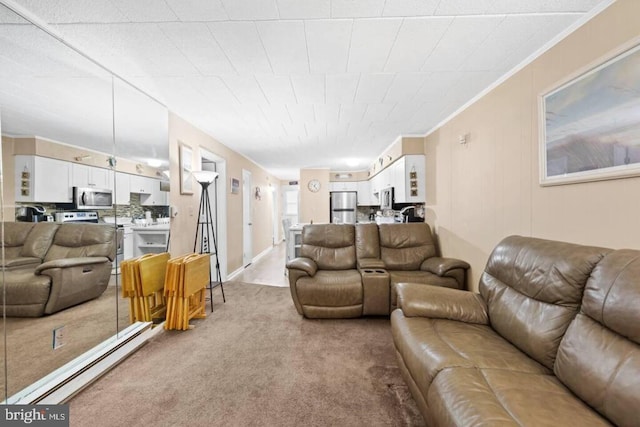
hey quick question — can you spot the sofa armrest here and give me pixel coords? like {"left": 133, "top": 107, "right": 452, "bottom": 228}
{"left": 421, "top": 257, "right": 470, "bottom": 276}
{"left": 396, "top": 282, "right": 488, "bottom": 325}
{"left": 357, "top": 258, "right": 386, "bottom": 269}
{"left": 34, "top": 256, "right": 110, "bottom": 274}
{"left": 286, "top": 257, "right": 318, "bottom": 277}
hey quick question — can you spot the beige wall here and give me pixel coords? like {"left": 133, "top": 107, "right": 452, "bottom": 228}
{"left": 299, "top": 168, "right": 330, "bottom": 223}
{"left": 168, "top": 113, "right": 280, "bottom": 275}
{"left": 424, "top": 0, "right": 640, "bottom": 291}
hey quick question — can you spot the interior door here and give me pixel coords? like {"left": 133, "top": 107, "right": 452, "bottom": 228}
{"left": 242, "top": 169, "right": 253, "bottom": 267}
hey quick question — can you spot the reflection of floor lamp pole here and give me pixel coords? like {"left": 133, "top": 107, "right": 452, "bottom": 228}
{"left": 192, "top": 170, "right": 225, "bottom": 312}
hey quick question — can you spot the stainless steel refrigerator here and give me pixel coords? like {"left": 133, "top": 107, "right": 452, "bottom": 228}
{"left": 330, "top": 191, "right": 357, "bottom": 224}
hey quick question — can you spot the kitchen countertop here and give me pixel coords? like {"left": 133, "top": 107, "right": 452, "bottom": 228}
{"left": 131, "top": 223, "right": 170, "bottom": 231}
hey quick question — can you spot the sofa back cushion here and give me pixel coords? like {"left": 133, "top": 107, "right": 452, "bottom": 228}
{"left": 44, "top": 223, "right": 116, "bottom": 262}
{"left": 479, "top": 235, "right": 609, "bottom": 370}
{"left": 1, "top": 222, "right": 35, "bottom": 259}
{"left": 21, "top": 222, "right": 60, "bottom": 260}
{"left": 554, "top": 249, "right": 640, "bottom": 427}
{"left": 379, "top": 223, "right": 436, "bottom": 270}
{"left": 355, "top": 223, "right": 380, "bottom": 260}
{"left": 301, "top": 224, "right": 356, "bottom": 270}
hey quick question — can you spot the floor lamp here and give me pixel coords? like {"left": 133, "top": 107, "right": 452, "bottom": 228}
{"left": 192, "top": 170, "right": 226, "bottom": 311}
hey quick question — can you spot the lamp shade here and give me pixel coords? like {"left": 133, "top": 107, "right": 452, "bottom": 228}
{"left": 191, "top": 170, "right": 219, "bottom": 184}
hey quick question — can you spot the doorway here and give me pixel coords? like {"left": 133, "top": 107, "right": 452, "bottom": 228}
{"left": 242, "top": 169, "right": 252, "bottom": 267}
{"left": 199, "top": 149, "right": 227, "bottom": 280}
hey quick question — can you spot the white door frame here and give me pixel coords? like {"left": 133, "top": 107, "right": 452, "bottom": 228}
{"left": 271, "top": 184, "right": 279, "bottom": 243}
{"left": 242, "top": 169, "right": 253, "bottom": 267}
{"left": 200, "top": 148, "right": 227, "bottom": 280}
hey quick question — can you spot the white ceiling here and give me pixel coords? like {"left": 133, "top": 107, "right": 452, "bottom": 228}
{"left": 1, "top": 0, "right": 607, "bottom": 179}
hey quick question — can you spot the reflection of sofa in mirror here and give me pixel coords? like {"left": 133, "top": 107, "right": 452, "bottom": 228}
{"left": 1, "top": 222, "right": 116, "bottom": 317}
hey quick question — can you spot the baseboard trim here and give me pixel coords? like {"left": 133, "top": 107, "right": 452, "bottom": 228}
{"left": 6, "top": 321, "right": 162, "bottom": 404}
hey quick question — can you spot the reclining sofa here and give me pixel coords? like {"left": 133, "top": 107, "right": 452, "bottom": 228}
{"left": 1, "top": 221, "right": 116, "bottom": 317}
{"left": 392, "top": 235, "right": 639, "bottom": 426}
{"left": 286, "top": 223, "right": 469, "bottom": 318}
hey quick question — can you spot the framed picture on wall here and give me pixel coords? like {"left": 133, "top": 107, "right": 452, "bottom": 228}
{"left": 179, "top": 142, "right": 193, "bottom": 194}
{"left": 230, "top": 178, "right": 240, "bottom": 194}
{"left": 540, "top": 42, "right": 640, "bottom": 186}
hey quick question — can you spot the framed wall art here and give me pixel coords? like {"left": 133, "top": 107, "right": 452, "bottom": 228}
{"left": 179, "top": 142, "right": 193, "bottom": 195}
{"left": 540, "top": 42, "right": 640, "bottom": 186}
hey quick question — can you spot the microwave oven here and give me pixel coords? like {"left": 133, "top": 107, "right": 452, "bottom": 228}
{"left": 73, "top": 187, "right": 113, "bottom": 209}
{"left": 380, "top": 187, "right": 394, "bottom": 210}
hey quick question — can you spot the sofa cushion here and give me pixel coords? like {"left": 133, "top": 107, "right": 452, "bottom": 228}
{"left": 44, "top": 223, "right": 116, "bottom": 262}
{"left": 391, "top": 311, "right": 550, "bottom": 401}
{"left": 554, "top": 249, "right": 640, "bottom": 427}
{"left": 300, "top": 224, "right": 356, "bottom": 270}
{"left": 296, "top": 270, "right": 362, "bottom": 308}
{"left": 0, "top": 269, "right": 51, "bottom": 306}
{"left": 479, "top": 235, "right": 609, "bottom": 370}
{"left": 0, "top": 222, "right": 35, "bottom": 260}
{"left": 355, "top": 223, "right": 380, "bottom": 260}
{"left": 21, "top": 222, "right": 59, "bottom": 259}
{"left": 389, "top": 271, "right": 462, "bottom": 307}
{"left": 379, "top": 223, "right": 437, "bottom": 270}
{"left": 428, "top": 368, "right": 610, "bottom": 427}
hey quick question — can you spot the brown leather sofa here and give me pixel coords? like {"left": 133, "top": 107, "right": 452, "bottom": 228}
{"left": 1, "top": 222, "right": 116, "bottom": 317}
{"left": 391, "top": 235, "right": 639, "bottom": 426}
{"left": 287, "top": 223, "right": 469, "bottom": 318}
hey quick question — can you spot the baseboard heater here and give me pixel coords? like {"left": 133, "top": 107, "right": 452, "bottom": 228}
{"left": 5, "top": 321, "right": 162, "bottom": 404}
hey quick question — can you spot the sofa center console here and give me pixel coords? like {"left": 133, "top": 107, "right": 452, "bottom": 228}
{"left": 361, "top": 269, "right": 389, "bottom": 315}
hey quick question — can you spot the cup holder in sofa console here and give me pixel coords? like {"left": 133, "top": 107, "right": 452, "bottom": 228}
{"left": 360, "top": 269, "right": 390, "bottom": 315}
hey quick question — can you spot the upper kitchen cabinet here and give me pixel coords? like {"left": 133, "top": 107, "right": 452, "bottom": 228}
{"left": 357, "top": 180, "right": 376, "bottom": 206}
{"left": 329, "top": 181, "right": 358, "bottom": 192}
{"left": 15, "top": 155, "right": 72, "bottom": 203}
{"left": 129, "top": 174, "right": 155, "bottom": 194}
{"left": 129, "top": 174, "right": 168, "bottom": 206}
{"left": 115, "top": 172, "right": 131, "bottom": 205}
{"left": 71, "top": 163, "right": 113, "bottom": 190}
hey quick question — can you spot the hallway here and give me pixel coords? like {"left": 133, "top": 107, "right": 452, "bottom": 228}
{"left": 232, "top": 242, "right": 288, "bottom": 287}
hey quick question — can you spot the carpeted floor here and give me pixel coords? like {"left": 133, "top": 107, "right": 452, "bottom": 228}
{"left": 69, "top": 282, "right": 425, "bottom": 426}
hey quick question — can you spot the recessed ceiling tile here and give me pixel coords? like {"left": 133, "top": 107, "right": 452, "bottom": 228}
{"left": 255, "top": 75, "right": 298, "bottom": 104}
{"left": 348, "top": 18, "right": 402, "bottom": 73}
{"left": 382, "top": 0, "right": 439, "bottom": 17}
{"left": 305, "top": 19, "right": 352, "bottom": 73}
{"left": 354, "top": 73, "right": 395, "bottom": 103}
{"left": 221, "top": 76, "right": 269, "bottom": 104}
{"left": 276, "top": 0, "right": 330, "bottom": 19}
{"left": 290, "top": 74, "right": 325, "bottom": 103}
{"left": 165, "top": 0, "right": 228, "bottom": 21}
{"left": 110, "top": 0, "right": 178, "bottom": 22}
{"left": 331, "top": 0, "right": 385, "bottom": 18}
{"left": 220, "top": 0, "right": 279, "bottom": 20}
{"left": 422, "top": 16, "right": 504, "bottom": 72}
{"left": 257, "top": 21, "right": 309, "bottom": 73}
{"left": 434, "top": 0, "right": 496, "bottom": 15}
{"left": 384, "top": 17, "right": 452, "bottom": 72}
{"left": 208, "top": 22, "right": 272, "bottom": 74}
{"left": 325, "top": 74, "right": 360, "bottom": 104}
{"left": 159, "top": 23, "right": 236, "bottom": 75}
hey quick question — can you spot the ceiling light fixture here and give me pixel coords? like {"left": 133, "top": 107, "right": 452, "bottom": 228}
{"left": 147, "top": 159, "right": 162, "bottom": 168}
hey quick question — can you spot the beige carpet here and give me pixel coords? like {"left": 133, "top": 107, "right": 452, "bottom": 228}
{"left": 69, "top": 282, "right": 425, "bottom": 426}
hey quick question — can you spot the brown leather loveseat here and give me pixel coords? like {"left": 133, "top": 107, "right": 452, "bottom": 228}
{"left": 391, "top": 235, "right": 639, "bottom": 426}
{"left": 1, "top": 221, "right": 116, "bottom": 317}
{"left": 287, "top": 223, "right": 469, "bottom": 318}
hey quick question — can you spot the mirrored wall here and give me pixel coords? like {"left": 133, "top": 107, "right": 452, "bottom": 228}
{"left": 0, "top": 2, "right": 169, "bottom": 402}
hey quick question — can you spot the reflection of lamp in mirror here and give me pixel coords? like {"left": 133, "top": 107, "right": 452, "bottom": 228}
{"left": 191, "top": 170, "right": 225, "bottom": 310}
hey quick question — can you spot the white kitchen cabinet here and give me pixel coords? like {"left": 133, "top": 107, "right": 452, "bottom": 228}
{"left": 71, "top": 163, "right": 113, "bottom": 190}
{"left": 357, "top": 180, "right": 376, "bottom": 206}
{"left": 133, "top": 225, "right": 170, "bottom": 257}
{"left": 393, "top": 154, "right": 426, "bottom": 204}
{"left": 115, "top": 172, "right": 131, "bottom": 205}
{"left": 140, "top": 184, "right": 169, "bottom": 206}
{"left": 15, "top": 155, "right": 72, "bottom": 203}
{"left": 329, "top": 181, "right": 357, "bottom": 192}
{"left": 129, "top": 174, "right": 155, "bottom": 194}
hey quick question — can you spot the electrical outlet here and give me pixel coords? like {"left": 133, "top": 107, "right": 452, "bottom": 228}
{"left": 53, "top": 326, "right": 66, "bottom": 350}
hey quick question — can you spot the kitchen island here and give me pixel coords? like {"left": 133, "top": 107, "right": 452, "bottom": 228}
{"left": 132, "top": 223, "right": 170, "bottom": 257}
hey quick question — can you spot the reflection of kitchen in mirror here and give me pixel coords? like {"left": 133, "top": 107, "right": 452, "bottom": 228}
{"left": 0, "top": 2, "right": 169, "bottom": 402}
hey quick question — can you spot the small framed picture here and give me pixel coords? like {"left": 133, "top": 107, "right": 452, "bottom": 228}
{"left": 410, "top": 189, "right": 418, "bottom": 197}
{"left": 410, "top": 180, "right": 417, "bottom": 188}
{"left": 179, "top": 142, "right": 193, "bottom": 195}
{"left": 409, "top": 171, "right": 417, "bottom": 180}
{"left": 21, "top": 171, "right": 30, "bottom": 179}
{"left": 231, "top": 178, "right": 240, "bottom": 194}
